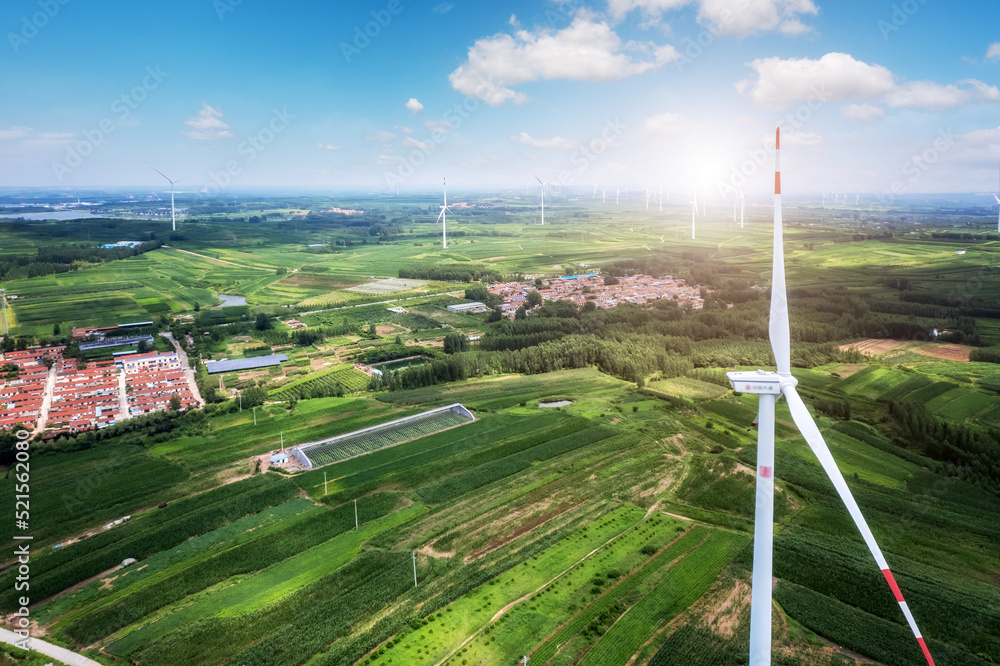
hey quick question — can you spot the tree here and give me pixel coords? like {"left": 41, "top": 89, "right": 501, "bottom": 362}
{"left": 515, "top": 306, "right": 527, "bottom": 320}
{"left": 604, "top": 276, "right": 620, "bottom": 285}
{"left": 136, "top": 339, "right": 148, "bottom": 354}
{"left": 169, "top": 392, "right": 182, "bottom": 411}
{"left": 535, "top": 277, "right": 544, "bottom": 289}
{"left": 487, "top": 307, "right": 503, "bottom": 323}
{"left": 444, "top": 333, "right": 469, "bottom": 354}
{"left": 52, "top": 322, "right": 61, "bottom": 335}
{"left": 194, "top": 301, "right": 200, "bottom": 312}
{"left": 368, "top": 323, "right": 378, "bottom": 339}
{"left": 42, "top": 356, "right": 56, "bottom": 369}
{"left": 255, "top": 314, "right": 273, "bottom": 331}
{"left": 526, "top": 290, "right": 543, "bottom": 308}
{"left": 242, "top": 385, "right": 268, "bottom": 407}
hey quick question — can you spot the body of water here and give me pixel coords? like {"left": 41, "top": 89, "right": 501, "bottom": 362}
{"left": 539, "top": 400, "right": 573, "bottom": 408}
{"left": 217, "top": 294, "right": 248, "bottom": 307}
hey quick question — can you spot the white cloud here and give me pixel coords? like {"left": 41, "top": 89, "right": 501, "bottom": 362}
{"left": 448, "top": 16, "right": 678, "bottom": 106}
{"left": 365, "top": 130, "right": 398, "bottom": 145}
{"left": 643, "top": 112, "right": 687, "bottom": 135}
{"left": 377, "top": 153, "right": 403, "bottom": 165}
{"left": 393, "top": 125, "right": 415, "bottom": 134}
{"left": 423, "top": 119, "right": 454, "bottom": 135}
{"left": 405, "top": 98, "right": 424, "bottom": 115}
{"left": 609, "top": 0, "right": 818, "bottom": 37}
{"left": 840, "top": 103, "right": 885, "bottom": 124}
{"left": 316, "top": 143, "right": 342, "bottom": 151}
{"left": 781, "top": 130, "right": 823, "bottom": 147}
{"left": 987, "top": 43, "right": 1000, "bottom": 60}
{"left": 0, "top": 126, "right": 31, "bottom": 140}
{"left": 181, "top": 103, "right": 233, "bottom": 141}
{"left": 432, "top": 2, "right": 454, "bottom": 14}
{"left": 510, "top": 132, "right": 581, "bottom": 150}
{"left": 737, "top": 53, "right": 894, "bottom": 109}
{"left": 885, "top": 79, "right": 1000, "bottom": 109}
{"left": 402, "top": 136, "right": 433, "bottom": 152}
{"left": 509, "top": 13, "right": 519, "bottom": 27}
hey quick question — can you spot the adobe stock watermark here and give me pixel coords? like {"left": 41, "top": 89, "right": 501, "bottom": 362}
{"left": 202, "top": 108, "right": 295, "bottom": 193}
{"left": 878, "top": 0, "right": 929, "bottom": 40}
{"left": 875, "top": 127, "right": 955, "bottom": 206}
{"left": 340, "top": 0, "right": 412, "bottom": 64}
{"left": 674, "top": 0, "right": 749, "bottom": 73}
{"left": 550, "top": 118, "right": 629, "bottom": 193}
{"left": 716, "top": 86, "right": 829, "bottom": 200}
{"left": 383, "top": 76, "right": 502, "bottom": 189}
{"left": 213, "top": 0, "right": 242, "bottom": 21}
{"left": 52, "top": 66, "right": 169, "bottom": 182}
{"left": 7, "top": 0, "right": 70, "bottom": 54}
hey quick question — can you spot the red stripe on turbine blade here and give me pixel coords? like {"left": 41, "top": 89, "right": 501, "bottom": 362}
{"left": 775, "top": 172, "right": 781, "bottom": 195}
{"left": 759, "top": 466, "right": 773, "bottom": 479}
{"left": 775, "top": 127, "right": 780, "bottom": 149}
{"left": 881, "top": 569, "right": 905, "bottom": 603}
{"left": 917, "top": 637, "right": 936, "bottom": 666}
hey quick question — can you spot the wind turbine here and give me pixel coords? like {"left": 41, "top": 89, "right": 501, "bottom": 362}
{"left": 994, "top": 162, "right": 1000, "bottom": 233}
{"left": 436, "top": 177, "right": 451, "bottom": 249}
{"left": 602, "top": 187, "right": 606, "bottom": 204}
{"left": 739, "top": 186, "right": 746, "bottom": 229}
{"left": 150, "top": 167, "right": 180, "bottom": 231}
{"left": 727, "top": 128, "right": 935, "bottom": 666}
{"left": 659, "top": 186, "right": 663, "bottom": 212}
{"left": 616, "top": 185, "right": 620, "bottom": 205}
{"left": 689, "top": 189, "right": 698, "bottom": 240}
{"left": 535, "top": 175, "right": 551, "bottom": 225}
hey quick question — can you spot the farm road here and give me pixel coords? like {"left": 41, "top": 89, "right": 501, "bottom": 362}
{"left": 0, "top": 628, "right": 102, "bottom": 665}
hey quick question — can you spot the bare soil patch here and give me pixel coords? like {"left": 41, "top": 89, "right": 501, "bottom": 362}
{"left": 914, "top": 343, "right": 972, "bottom": 362}
{"left": 832, "top": 365, "right": 866, "bottom": 377}
{"left": 838, "top": 339, "right": 904, "bottom": 356}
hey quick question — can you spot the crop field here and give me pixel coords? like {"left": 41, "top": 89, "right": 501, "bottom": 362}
{"left": 297, "top": 406, "right": 474, "bottom": 468}
{"left": 2, "top": 204, "right": 1000, "bottom": 666}
{"left": 269, "top": 364, "right": 370, "bottom": 400}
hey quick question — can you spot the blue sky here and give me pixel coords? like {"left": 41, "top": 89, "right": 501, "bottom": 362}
{"left": 1, "top": 0, "right": 998, "bottom": 200}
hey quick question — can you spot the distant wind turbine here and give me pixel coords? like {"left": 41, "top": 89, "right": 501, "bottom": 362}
{"left": 616, "top": 184, "right": 620, "bottom": 205}
{"left": 659, "top": 186, "right": 663, "bottom": 212}
{"left": 690, "top": 189, "right": 699, "bottom": 240}
{"left": 602, "top": 187, "right": 606, "bottom": 204}
{"left": 535, "top": 176, "right": 552, "bottom": 225}
{"left": 739, "top": 187, "right": 746, "bottom": 229}
{"left": 729, "top": 128, "right": 935, "bottom": 666}
{"left": 995, "top": 162, "right": 1000, "bottom": 233}
{"left": 436, "top": 177, "right": 452, "bottom": 249}
{"left": 150, "top": 167, "right": 181, "bottom": 231}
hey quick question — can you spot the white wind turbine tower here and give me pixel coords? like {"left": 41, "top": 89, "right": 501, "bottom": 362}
{"left": 436, "top": 177, "right": 452, "bottom": 249}
{"left": 602, "top": 187, "right": 606, "bottom": 204}
{"left": 535, "top": 175, "right": 552, "bottom": 225}
{"left": 733, "top": 194, "right": 738, "bottom": 223}
{"left": 738, "top": 186, "right": 746, "bottom": 229}
{"left": 616, "top": 184, "right": 620, "bottom": 205}
{"left": 151, "top": 167, "right": 181, "bottom": 231}
{"left": 689, "top": 189, "right": 698, "bottom": 240}
{"left": 994, "top": 162, "right": 1000, "bottom": 233}
{"left": 727, "top": 128, "right": 935, "bottom": 666}
{"left": 659, "top": 186, "right": 663, "bottom": 212}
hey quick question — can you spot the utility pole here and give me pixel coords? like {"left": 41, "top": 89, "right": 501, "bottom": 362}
{"left": 253, "top": 406, "right": 256, "bottom": 425}
{"left": 324, "top": 471, "right": 328, "bottom": 496}
{"left": 354, "top": 498, "right": 358, "bottom": 530}
{"left": 238, "top": 391, "right": 242, "bottom": 412}
{"left": 412, "top": 551, "right": 418, "bottom": 588}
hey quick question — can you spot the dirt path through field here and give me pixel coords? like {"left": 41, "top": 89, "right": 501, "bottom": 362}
{"left": 433, "top": 512, "right": 654, "bottom": 666}
{"left": 161, "top": 246, "right": 272, "bottom": 271}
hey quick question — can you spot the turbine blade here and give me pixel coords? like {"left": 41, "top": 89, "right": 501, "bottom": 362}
{"left": 150, "top": 167, "right": 171, "bottom": 183}
{"left": 994, "top": 194, "right": 999, "bottom": 205}
{"left": 535, "top": 175, "right": 543, "bottom": 185}
{"left": 783, "top": 386, "right": 935, "bottom": 666}
{"left": 435, "top": 209, "right": 444, "bottom": 223}
{"left": 769, "top": 128, "right": 791, "bottom": 375}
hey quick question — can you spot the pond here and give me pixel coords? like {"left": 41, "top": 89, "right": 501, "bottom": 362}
{"left": 217, "top": 294, "right": 248, "bottom": 307}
